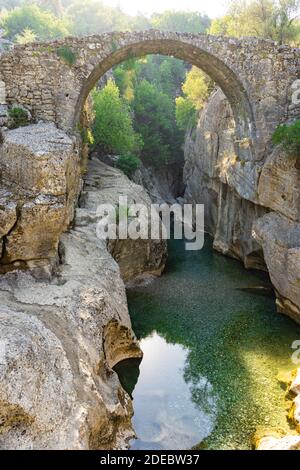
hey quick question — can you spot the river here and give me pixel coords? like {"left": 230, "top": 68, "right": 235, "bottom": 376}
{"left": 115, "top": 237, "right": 300, "bottom": 450}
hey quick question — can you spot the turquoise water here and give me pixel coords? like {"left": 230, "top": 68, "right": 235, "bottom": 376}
{"left": 115, "top": 238, "right": 300, "bottom": 450}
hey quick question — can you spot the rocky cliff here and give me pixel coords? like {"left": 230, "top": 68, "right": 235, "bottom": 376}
{"left": 0, "top": 122, "right": 166, "bottom": 449}
{"left": 184, "top": 88, "right": 300, "bottom": 323}
{"left": 0, "top": 123, "right": 81, "bottom": 277}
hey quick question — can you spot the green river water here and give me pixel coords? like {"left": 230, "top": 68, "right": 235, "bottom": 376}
{"left": 115, "top": 237, "right": 300, "bottom": 450}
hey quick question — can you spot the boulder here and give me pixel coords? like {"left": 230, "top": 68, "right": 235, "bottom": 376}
{"left": 258, "top": 147, "right": 300, "bottom": 222}
{"left": 0, "top": 123, "right": 81, "bottom": 273}
{"left": 257, "top": 435, "right": 300, "bottom": 450}
{"left": 253, "top": 212, "right": 300, "bottom": 322}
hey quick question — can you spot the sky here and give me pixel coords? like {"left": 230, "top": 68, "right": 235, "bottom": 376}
{"left": 102, "top": 0, "right": 230, "bottom": 19}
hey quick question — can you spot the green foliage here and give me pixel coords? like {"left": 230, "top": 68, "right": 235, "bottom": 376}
{"left": 67, "top": 0, "right": 130, "bottom": 36}
{"left": 0, "top": 0, "right": 23, "bottom": 8}
{"left": 182, "top": 67, "right": 214, "bottom": 109}
{"left": 272, "top": 120, "right": 300, "bottom": 156}
{"left": 132, "top": 79, "right": 183, "bottom": 167}
{"left": 15, "top": 27, "right": 36, "bottom": 44}
{"left": 92, "top": 79, "right": 142, "bottom": 155}
{"left": 175, "top": 96, "right": 197, "bottom": 131}
{"left": 8, "top": 106, "right": 29, "bottom": 128}
{"left": 116, "top": 154, "right": 140, "bottom": 179}
{"left": 209, "top": 0, "right": 300, "bottom": 45}
{"left": 114, "top": 55, "right": 187, "bottom": 103}
{"left": 57, "top": 46, "right": 77, "bottom": 65}
{"left": 175, "top": 67, "right": 214, "bottom": 131}
{"left": 151, "top": 10, "right": 211, "bottom": 33}
{"left": 1, "top": 4, "right": 70, "bottom": 41}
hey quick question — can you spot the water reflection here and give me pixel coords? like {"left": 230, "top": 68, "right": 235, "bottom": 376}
{"left": 115, "top": 332, "right": 217, "bottom": 450}
{"left": 125, "top": 238, "right": 300, "bottom": 449}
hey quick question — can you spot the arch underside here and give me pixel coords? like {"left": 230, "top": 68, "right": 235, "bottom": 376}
{"left": 74, "top": 39, "right": 257, "bottom": 159}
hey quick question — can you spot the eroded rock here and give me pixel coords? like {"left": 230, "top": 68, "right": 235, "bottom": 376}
{"left": 184, "top": 89, "right": 267, "bottom": 270}
{"left": 258, "top": 147, "right": 300, "bottom": 222}
{"left": 0, "top": 123, "right": 81, "bottom": 273}
{"left": 79, "top": 158, "right": 167, "bottom": 283}
{"left": 253, "top": 212, "right": 300, "bottom": 323}
{"left": 257, "top": 435, "right": 300, "bottom": 450}
{"left": 0, "top": 159, "right": 149, "bottom": 449}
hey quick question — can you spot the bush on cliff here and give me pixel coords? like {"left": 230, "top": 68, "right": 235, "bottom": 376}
{"left": 8, "top": 106, "right": 29, "bottom": 128}
{"left": 116, "top": 154, "right": 140, "bottom": 179}
{"left": 272, "top": 120, "right": 300, "bottom": 156}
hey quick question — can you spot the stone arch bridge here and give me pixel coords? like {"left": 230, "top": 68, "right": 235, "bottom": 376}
{"left": 0, "top": 30, "right": 299, "bottom": 287}
{"left": 0, "top": 30, "right": 299, "bottom": 161}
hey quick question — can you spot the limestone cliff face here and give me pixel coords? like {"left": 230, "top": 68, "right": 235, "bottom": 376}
{"left": 0, "top": 123, "right": 82, "bottom": 277}
{"left": 134, "top": 162, "right": 184, "bottom": 205}
{"left": 0, "top": 123, "right": 167, "bottom": 449}
{"left": 79, "top": 158, "right": 167, "bottom": 283}
{"left": 0, "top": 187, "right": 142, "bottom": 449}
{"left": 184, "top": 88, "right": 300, "bottom": 322}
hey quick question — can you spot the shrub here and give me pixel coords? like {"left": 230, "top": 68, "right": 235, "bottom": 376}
{"left": 272, "top": 120, "right": 300, "bottom": 156}
{"left": 8, "top": 106, "right": 29, "bottom": 128}
{"left": 1, "top": 4, "right": 70, "bottom": 42}
{"left": 92, "top": 80, "right": 142, "bottom": 155}
{"left": 175, "top": 96, "right": 197, "bottom": 131}
{"left": 115, "top": 204, "right": 130, "bottom": 225}
{"left": 57, "top": 46, "right": 77, "bottom": 66}
{"left": 116, "top": 154, "right": 140, "bottom": 179}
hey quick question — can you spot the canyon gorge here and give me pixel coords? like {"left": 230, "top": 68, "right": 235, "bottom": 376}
{"left": 0, "top": 30, "right": 299, "bottom": 450}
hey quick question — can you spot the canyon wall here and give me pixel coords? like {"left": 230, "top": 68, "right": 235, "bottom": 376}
{"left": 0, "top": 121, "right": 166, "bottom": 449}
{"left": 184, "top": 88, "right": 300, "bottom": 323}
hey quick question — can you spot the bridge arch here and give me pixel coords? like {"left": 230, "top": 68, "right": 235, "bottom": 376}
{"left": 0, "top": 30, "right": 299, "bottom": 162}
{"left": 73, "top": 38, "right": 256, "bottom": 160}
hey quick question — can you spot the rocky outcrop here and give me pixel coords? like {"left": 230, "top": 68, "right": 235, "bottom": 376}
{"left": 256, "top": 369, "right": 300, "bottom": 450}
{"left": 134, "top": 162, "right": 184, "bottom": 205}
{"left": 257, "top": 435, "right": 300, "bottom": 450}
{"left": 258, "top": 147, "right": 300, "bottom": 223}
{"left": 253, "top": 213, "right": 300, "bottom": 321}
{"left": 0, "top": 214, "right": 142, "bottom": 448}
{"left": 184, "top": 88, "right": 300, "bottom": 321}
{"left": 0, "top": 125, "right": 167, "bottom": 449}
{"left": 0, "top": 123, "right": 81, "bottom": 276}
{"left": 79, "top": 157, "right": 167, "bottom": 283}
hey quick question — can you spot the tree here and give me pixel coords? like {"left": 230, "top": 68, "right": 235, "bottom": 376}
{"left": 92, "top": 79, "right": 142, "bottom": 155}
{"left": 175, "top": 67, "right": 213, "bottom": 131}
{"left": 274, "top": 0, "right": 300, "bottom": 44}
{"left": 67, "top": 0, "right": 130, "bottom": 36}
{"left": 209, "top": 0, "right": 300, "bottom": 44}
{"left": 132, "top": 79, "right": 182, "bottom": 167}
{"left": 116, "top": 154, "right": 141, "bottom": 179}
{"left": 114, "top": 56, "right": 186, "bottom": 168}
{"left": 151, "top": 10, "right": 210, "bottom": 33}
{"left": 1, "top": 4, "right": 70, "bottom": 41}
{"left": 15, "top": 27, "right": 37, "bottom": 44}
{"left": 36, "top": 0, "right": 64, "bottom": 17}
{"left": 175, "top": 96, "right": 197, "bottom": 131}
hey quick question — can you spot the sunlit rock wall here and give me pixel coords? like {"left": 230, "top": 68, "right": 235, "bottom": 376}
{"left": 184, "top": 88, "right": 300, "bottom": 322}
